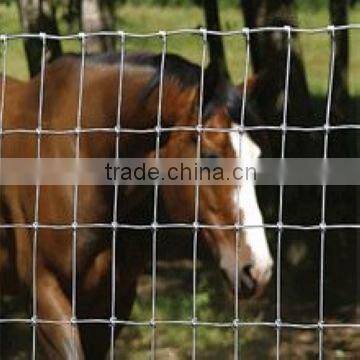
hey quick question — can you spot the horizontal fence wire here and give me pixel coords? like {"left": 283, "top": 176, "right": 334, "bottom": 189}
{"left": 0, "top": 223, "right": 359, "bottom": 230}
{"left": 0, "top": 26, "right": 359, "bottom": 360}
{"left": 2, "top": 23, "right": 360, "bottom": 40}
{"left": 0, "top": 124, "right": 360, "bottom": 135}
{"left": 0, "top": 223, "right": 360, "bottom": 231}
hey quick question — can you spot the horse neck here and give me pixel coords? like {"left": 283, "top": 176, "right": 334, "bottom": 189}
{"left": 0, "top": 75, "right": 39, "bottom": 130}
{"left": 97, "top": 66, "right": 198, "bottom": 157}
{"left": 115, "top": 66, "right": 198, "bottom": 130}
{"left": 7, "top": 60, "right": 198, "bottom": 157}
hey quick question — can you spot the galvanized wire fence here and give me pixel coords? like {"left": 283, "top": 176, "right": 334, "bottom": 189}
{"left": 0, "top": 26, "right": 359, "bottom": 359}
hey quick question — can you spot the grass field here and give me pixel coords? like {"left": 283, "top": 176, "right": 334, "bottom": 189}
{"left": 0, "top": 3, "right": 359, "bottom": 359}
{"left": 1, "top": 3, "right": 360, "bottom": 95}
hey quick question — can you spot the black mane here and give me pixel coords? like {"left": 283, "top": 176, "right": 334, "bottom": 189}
{"left": 82, "top": 51, "right": 202, "bottom": 89}
{"left": 121, "top": 52, "right": 246, "bottom": 123}
{"left": 63, "top": 51, "right": 258, "bottom": 125}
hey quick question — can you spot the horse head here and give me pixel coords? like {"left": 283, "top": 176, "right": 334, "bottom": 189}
{"left": 155, "top": 61, "right": 273, "bottom": 297}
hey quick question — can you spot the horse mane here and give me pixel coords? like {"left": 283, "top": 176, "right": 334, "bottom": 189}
{"left": 54, "top": 52, "right": 261, "bottom": 127}
{"left": 126, "top": 53, "right": 262, "bottom": 127}
{"left": 119, "top": 52, "right": 247, "bottom": 123}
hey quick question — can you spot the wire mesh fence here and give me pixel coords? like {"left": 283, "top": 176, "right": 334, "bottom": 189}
{"left": 0, "top": 26, "right": 359, "bottom": 359}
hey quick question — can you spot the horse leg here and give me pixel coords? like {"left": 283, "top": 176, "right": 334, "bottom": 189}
{"left": 79, "top": 292, "right": 137, "bottom": 359}
{"left": 36, "top": 268, "right": 84, "bottom": 359}
{"left": 79, "top": 328, "right": 112, "bottom": 360}
{"left": 79, "top": 277, "right": 138, "bottom": 359}
{"left": 79, "top": 232, "right": 148, "bottom": 359}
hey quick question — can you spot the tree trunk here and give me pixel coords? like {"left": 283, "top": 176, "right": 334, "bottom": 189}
{"left": 63, "top": 0, "right": 81, "bottom": 32}
{"left": 17, "top": 0, "right": 62, "bottom": 77}
{"left": 240, "top": 0, "right": 312, "bottom": 128}
{"left": 240, "top": 0, "right": 263, "bottom": 73}
{"left": 203, "top": 0, "right": 229, "bottom": 79}
{"left": 81, "top": 0, "right": 115, "bottom": 53}
{"left": 329, "top": 0, "right": 350, "bottom": 124}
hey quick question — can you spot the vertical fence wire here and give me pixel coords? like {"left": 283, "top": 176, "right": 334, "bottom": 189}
{"left": 31, "top": 33, "right": 47, "bottom": 360}
{"left": 110, "top": 31, "right": 126, "bottom": 360}
{"left": 191, "top": 28, "right": 207, "bottom": 360}
{"left": 275, "top": 25, "right": 292, "bottom": 360}
{"left": 150, "top": 30, "right": 167, "bottom": 359}
{"left": 233, "top": 27, "right": 251, "bottom": 360}
{"left": 71, "top": 32, "right": 86, "bottom": 358}
{"left": 0, "top": 35, "right": 6, "bottom": 348}
{"left": 318, "top": 25, "right": 336, "bottom": 359}
{"left": 0, "top": 35, "right": 7, "bottom": 157}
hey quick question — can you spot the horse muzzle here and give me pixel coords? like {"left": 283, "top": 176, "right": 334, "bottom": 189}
{"left": 240, "top": 263, "right": 272, "bottom": 298}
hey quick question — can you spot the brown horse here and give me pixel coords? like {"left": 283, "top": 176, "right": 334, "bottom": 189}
{"left": 0, "top": 52, "right": 273, "bottom": 359}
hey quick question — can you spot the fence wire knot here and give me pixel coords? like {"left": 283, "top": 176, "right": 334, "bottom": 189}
{"left": 191, "top": 317, "right": 198, "bottom": 327}
{"left": 158, "top": 30, "right": 167, "bottom": 41}
{"left": 327, "top": 25, "right": 335, "bottom": 36}
{"left": 195, "top": 124, "right": 202, "bottom": 133}
{"left": 199, "top": 27, "right": 208, "bottom": 43}
{"left": 155, "top": 125, "right": 161, "bottom": 134}
{"left": 110, "top": 316, "right": 117, "bottom": 327}
{"left": 319, "top": 222, "right": 326, "bottom": 232}
{"left": 235, "top": 223, "right": 242, "bottom": 231}
{"left": 30, "top": 316, "right": 37, "bottom": 326}
{"left": 192, "top": 221, "right": 199, "bottom": 230}
{"left": 242, "top": 27, "right": 250, "bottom": 41}
{"left": 235, "top": 125, "right": 244, "bottom": 134}
{"left": 323, "top": 123, "right": 330, "bottom": 133}
{"left": 280, "top": 123, "right": 287, "bottom": 133}
{"left": 233, "top": 318, "right": 240, "bottom": 328}
{"left": 151, "top": 222, "right": 158, "bottom": 231}
{"left": 117, "top": 30, "right": 125, "bottom": 43}
{"left": 39, "top": 32, "right": 46, "bottom": 45}
{"left": 283, "top": 25, "right": 291, "bottom": 39}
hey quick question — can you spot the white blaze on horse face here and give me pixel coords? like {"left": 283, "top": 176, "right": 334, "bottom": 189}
{"left": 230, "top": 126, "right": 273, "bottom": 285}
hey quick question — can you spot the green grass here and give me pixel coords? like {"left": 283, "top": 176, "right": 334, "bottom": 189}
{"left": 1, "top": 3, "right": 360, "bottom": 95}
{"left": 116, "top": 269, "right": 273, "bottom": 358}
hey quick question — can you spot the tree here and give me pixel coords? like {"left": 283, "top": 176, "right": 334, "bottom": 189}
{"left": 239, "top": 0, "right": 263, "bottom": 73}
{"left": 329, "top": 0, "right": 350, "bottom": 124}
{"left": 81, "top": 0, "right": 116, "bottom": 53}
{"left": 203, "top": 0, "right": 229, "bottom": 79}
{"left": 17, "top": 0, "right": 62, "bottom": 76}
{"left": 240, "top": 0, "right": 312, "bottom": 128}
{"left": 16, "top": 0, "right": 118, "bottom": 75}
